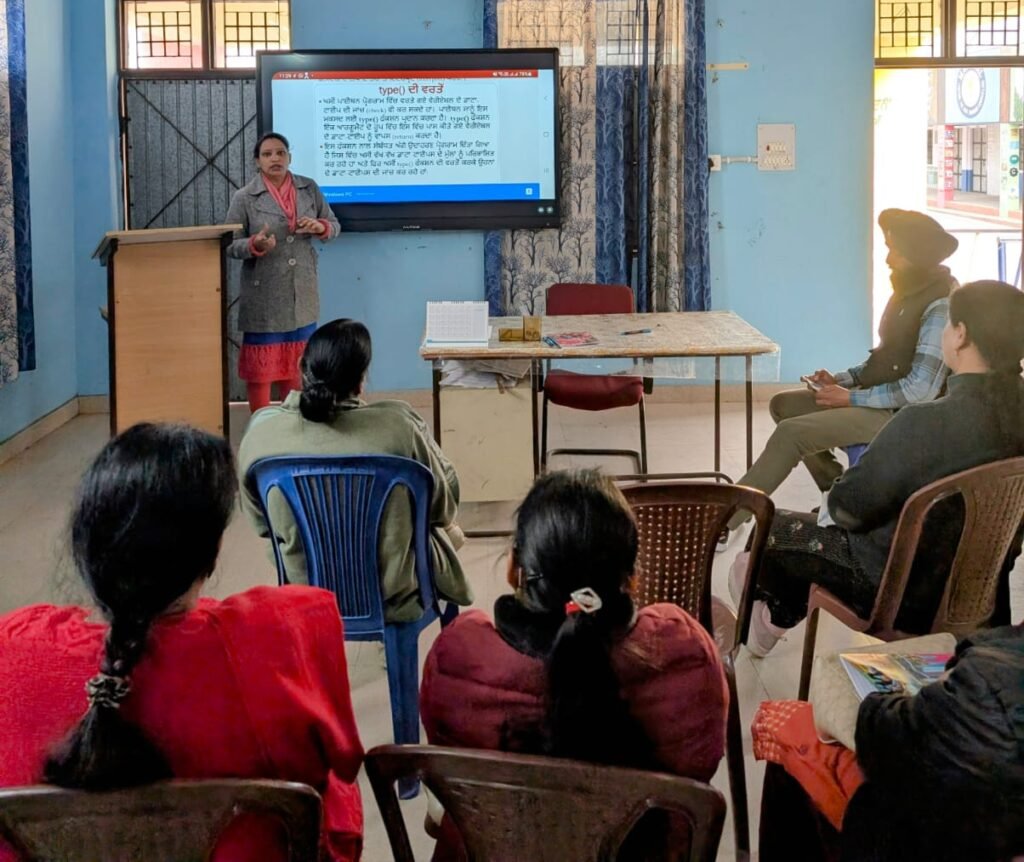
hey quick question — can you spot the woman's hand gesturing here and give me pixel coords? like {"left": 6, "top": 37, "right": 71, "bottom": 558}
{"left": 252, "top": 223, "right": 277, "bottom": 253}
{"left": 296, "top": 217, "right": 326, "bottom": 236}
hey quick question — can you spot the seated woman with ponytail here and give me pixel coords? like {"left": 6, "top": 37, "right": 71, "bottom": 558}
{"left": 0, "top": 424, "right": 365, "bottom": 862}
{"left": 420, "top": 469, "right": 728, "bottom": 860}
{"left": 238, "top": 318, "right": 472, "bottom": 622}
{"left": 740, "top": 279, "right": 1024, "bottom": 657}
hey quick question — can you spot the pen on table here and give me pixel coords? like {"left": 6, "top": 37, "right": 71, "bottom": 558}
{"left": 620, "top": 328, "right": 652, "bottom": 335}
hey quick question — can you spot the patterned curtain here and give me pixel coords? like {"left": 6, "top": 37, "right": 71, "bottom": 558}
{"left": 0, "top": 0, "right": 34, "bottom": 387}
{"left": 483, "top": 0, "right": 709, "bottom": 315}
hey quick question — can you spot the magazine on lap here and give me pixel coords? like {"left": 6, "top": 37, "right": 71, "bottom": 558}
{"left": 808, "top": 632, "right": 957, "bottom": 751}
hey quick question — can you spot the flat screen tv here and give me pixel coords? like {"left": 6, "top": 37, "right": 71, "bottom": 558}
{"left": 256, "top": 48, "right": 561, "bottom": 232}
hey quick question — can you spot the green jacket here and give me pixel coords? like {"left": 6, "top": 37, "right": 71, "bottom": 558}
{"left": 238, "top": 392, "right": 472, "bottom": 622}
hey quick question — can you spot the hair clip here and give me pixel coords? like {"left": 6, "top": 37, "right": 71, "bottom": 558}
{"left": 565, "top": 587, "right": 603, "bottom": 615}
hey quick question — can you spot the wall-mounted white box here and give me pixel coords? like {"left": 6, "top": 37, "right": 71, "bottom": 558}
{"left": 757, "top": 123, "right": 796, "bottom": 171}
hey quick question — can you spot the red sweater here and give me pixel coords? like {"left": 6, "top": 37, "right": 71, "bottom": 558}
{"left": 0, "top": 586, "right": 364, "bottom": 861}
{"left": 421, "top": 603, "right": 728, "bottom": 782}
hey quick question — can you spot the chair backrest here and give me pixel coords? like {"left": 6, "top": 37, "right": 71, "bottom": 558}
{"left": 546, "top": 283, "right": 635, "bottom": 316}
{"left": 621, "top": 482, "right": 774, "bottom": 653}
{"left": 872, "top": 456, "right": 1024, "bottom": 638}
{"left": 0, "top": 779, "right": 322, "bottom": 862}
{"left": 246, "top": 454, "right": 438, "bottom": 637}
{"left": 366, "top": 745, "right": 725, "bottom": 862}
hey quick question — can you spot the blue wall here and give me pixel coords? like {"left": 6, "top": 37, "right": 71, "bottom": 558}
{"left": 706, "top": 0, "right": 875, "bottom": 381}
{"left": 291, "top": 0, "right": 486, "bottom": 392}
{"left": 72, "top": 0, "right": 121, "bottom": 396}
{"left": 0, "top": 0, "right": 78, "bottom": 442}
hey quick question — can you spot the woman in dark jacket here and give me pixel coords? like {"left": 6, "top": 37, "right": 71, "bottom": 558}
{"left": 755, "top": 624, "right": 1024, "bottom": 862}
{"left": 845, "top": 623, "right": 1024, "bottom": 861}
{"left": 739, "top": 280, "right": 1024, "bottom": 656}
{"left": 420, "top": 469, "right": 728, "bottom": 860}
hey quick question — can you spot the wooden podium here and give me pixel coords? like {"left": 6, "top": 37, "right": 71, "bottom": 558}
{"left": 93, "top": 225, "right": 240, "bottom": 437}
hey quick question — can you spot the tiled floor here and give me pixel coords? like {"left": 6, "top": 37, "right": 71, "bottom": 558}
{"left": 1, "top": 398, "right": 1020, "bottom": 861}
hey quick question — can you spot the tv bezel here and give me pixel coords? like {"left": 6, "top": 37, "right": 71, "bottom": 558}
{"left": 256, "top": 48, "right": 562, "bottom": 232}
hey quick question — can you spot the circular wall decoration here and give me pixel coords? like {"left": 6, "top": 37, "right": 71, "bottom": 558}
{"left": 956, "top": 68, "right": 986, "bottom": 119}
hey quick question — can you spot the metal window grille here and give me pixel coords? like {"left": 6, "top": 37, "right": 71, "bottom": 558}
{"left": 213, "top": 1, "right": 291, "bottom": 69}
{"left": 961, "top": 1, "right": 1022, "bottom": 54}
{"left": 971, "top": 125, "right": 988, "bottom": 191}
{"left": 877, "top": 1, "right": 941, "bottom": 59}
{"left": 605, "top": 10, "right": 635, "bottom": 59}
{"left": 120, "top": 0, "right": 290, "bottom": 73}
{"left": 954, "top": 126, "right": 965, "bottom": 186}
{"left": 122, "top": 1, "right": 204, "bottom": 70}
{"left": 499, "top": 2, "right": 586, "bottom": 64}
{"left": 878, "top": 0, "right": 1024, "bottom": 63}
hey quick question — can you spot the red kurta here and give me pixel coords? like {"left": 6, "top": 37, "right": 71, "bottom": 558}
{"left": 0, "top": 586, "right": 364, "bottom": 861}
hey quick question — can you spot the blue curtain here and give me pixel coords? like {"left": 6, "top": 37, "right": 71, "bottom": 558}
{"left": 483, "top": 0, "right": 631, "bottom": 315}
{"left": 682, "top": 0, "right": 710, "bottom": 310}
{"left": 0, "top": 0, "right": 35, "bottom": 384}
{"left": 483, "top": 0, "right": 709, "bottom": 314}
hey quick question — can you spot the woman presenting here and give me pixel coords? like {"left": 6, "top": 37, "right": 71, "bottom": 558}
{"left": 226, "top": 132, "right": 340, "bottom": 413}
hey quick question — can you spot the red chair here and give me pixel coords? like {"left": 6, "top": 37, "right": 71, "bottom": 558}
{"left": 541, "top": 282, "right": 650, "bottom": 473}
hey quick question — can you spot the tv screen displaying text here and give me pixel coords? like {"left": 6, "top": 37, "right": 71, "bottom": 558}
{"left": 271, "top": 69, "right": 557, "bottom": 210}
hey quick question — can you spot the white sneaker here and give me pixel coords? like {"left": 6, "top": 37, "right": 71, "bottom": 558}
{"left": 746, "top": 600, "right": 787, "bottom": 658}
{"left": 714, "top": 521, "right": 748, "bottom": 555}
{"left": 728, "top": 552, "right": 751, "bottom": 607}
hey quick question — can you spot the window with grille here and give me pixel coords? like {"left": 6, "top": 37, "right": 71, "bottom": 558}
{"left": 958, "top": 1, "right": 1022, "bottom": 57}
{"left": 121, "top": 0, "right": 290, "bottom": 72}
{"left": 213, "top": 1, "right": 290, "bottom": 69}
{"left": 876, "top": 2, "right": 941, "bottom": 60}
{"left": 122, "top": 1, "right": 204, "bottom": 70}
{"left": 954, "top": 126, "right": 965, "bottom": 185}
{"left": 971, "top": 125, "right": 988, "bottom": 190}
{"left": 877, "top": 1, "right": 1024, "bottom": 63}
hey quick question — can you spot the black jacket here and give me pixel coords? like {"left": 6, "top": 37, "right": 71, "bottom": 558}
{"left": 829, "top": 372, "right": 1024, "bottom": 630}
{"left": 842, "top": 625, "right": 1024, "bottom": 861}
{"left": 855, "top": 267, "right": 954, "bottom": 388}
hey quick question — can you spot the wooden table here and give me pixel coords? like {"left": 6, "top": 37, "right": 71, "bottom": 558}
{"left": 421, "top": 310, "right": 779, "bottom": 477}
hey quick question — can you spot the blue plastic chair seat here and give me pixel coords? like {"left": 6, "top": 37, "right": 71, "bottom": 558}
{"left": 246, "top": 454, "right": 459, "bottom": 798}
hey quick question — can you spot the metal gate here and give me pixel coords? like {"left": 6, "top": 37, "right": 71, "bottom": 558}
{"left": 122, "top": 77, "right": 258, "bottom": 401}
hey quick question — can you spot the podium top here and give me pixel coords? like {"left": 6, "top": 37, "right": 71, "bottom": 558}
{"left": 93, "top": 225, "right": 243, "bottom": 264}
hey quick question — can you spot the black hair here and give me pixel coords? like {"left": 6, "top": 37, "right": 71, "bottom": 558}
{"left": 253, "top": 132, "right": 290, "bottom": 159}
{"left": 512, "top": 469, "right": 653, "bottom": 768}
{"left": 44, "top": 423, "right": 237, "bottom": 790}
{"left": 948, "top": 280, "right": 1024, "bottom": 444}
{"left": 298, "top": 319, "right": 373, "bottom": 423}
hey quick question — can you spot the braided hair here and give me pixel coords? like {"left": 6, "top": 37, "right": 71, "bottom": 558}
{"left": 298, "top": 319, "right": 372, "bottom": 423}
{"left": 44, "top": 423, "right": 237, "bottom": 790}
{"left": 512, "top": 469, "right": 654, "bottom": 768}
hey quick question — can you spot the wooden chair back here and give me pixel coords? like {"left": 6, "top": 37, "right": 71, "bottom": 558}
{"left": 621, "top": 481, "right": 774, "bottom": 651}
{"left": 366, "top": 744, "right": 725, "bottom": 862}
{"left": 0, "top": 779, "right": 322, "bottom": 862}
{"left": 799, "top": 456, "right": 1024, "bottom": 699}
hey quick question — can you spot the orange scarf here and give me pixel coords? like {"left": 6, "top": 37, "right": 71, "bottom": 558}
{"left": 262, "top": 172, "right": 297, "bottom": 233}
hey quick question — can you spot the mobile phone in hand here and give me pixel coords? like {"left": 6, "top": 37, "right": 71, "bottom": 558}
{"left": 800, "top": 375, "right": 823, "bottom": 392}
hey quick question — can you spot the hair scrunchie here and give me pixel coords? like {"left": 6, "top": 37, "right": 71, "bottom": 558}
{"left": 86, "top": 672, "right": 132, "bottom": 710}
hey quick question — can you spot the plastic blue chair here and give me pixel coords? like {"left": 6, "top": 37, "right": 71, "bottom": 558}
{"left": 246, "top": 455, "right": 459, "bottom": 799}
{"left": 843, "top": 443, "right": 869, "bottom": 467}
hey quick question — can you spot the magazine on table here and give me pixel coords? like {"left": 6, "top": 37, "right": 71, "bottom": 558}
{"left": 543, "top": 331, "right": 598, "bottom": 348}
{"left": 839, "top": 651, "right": 952, "bottom": 701}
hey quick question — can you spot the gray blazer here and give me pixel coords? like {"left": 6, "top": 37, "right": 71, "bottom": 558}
{"left": 225, "top": 173, "right": 341, "bottom": 333}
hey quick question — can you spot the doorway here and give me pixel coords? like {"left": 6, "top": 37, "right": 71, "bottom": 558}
{"left": 874, "top": 67, "right": 1024, "bottom": 334}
